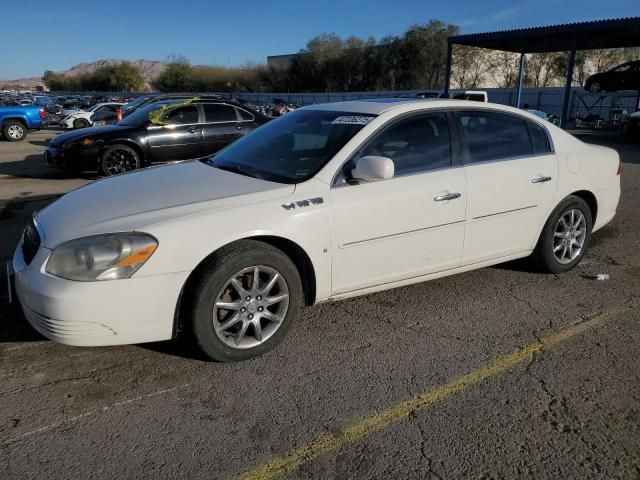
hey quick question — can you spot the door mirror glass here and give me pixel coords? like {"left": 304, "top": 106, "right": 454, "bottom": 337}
{"left": 351, "top": 155, "right": 394, "bottom": 181}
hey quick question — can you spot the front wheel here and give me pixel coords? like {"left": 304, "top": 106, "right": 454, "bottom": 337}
{"left": 73, "top": 118, "right": 90, "bottom": 129}
{"left": 530, "top": 195, "right": 593, "bottom": 274}
{"left": 99, "top": 144, "right": 140, "bottom": 176}
{"left": 189, "top": 240, "right": 302, "bottom": 362}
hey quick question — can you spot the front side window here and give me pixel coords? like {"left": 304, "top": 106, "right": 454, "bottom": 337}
{"left": 456, "top": 111, "right": 533, "bottom": 163}
{"left": 204, "top": 104, "right": 237, "bottom": 123}
{"left": 208, "top": 110, "right": 375, "bottom": 184}
{"left": 164, "top": 106, "right": 198, "bottom": 125}
{"left": 353, "top": 113, "right": 451, "bottom": 176}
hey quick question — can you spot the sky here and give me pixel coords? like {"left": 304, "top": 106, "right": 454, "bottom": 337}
{"left": 1, "top": 0, "right": 638, "bottom": 79}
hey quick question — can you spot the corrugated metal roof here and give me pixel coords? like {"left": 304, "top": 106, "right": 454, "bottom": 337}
{"left": 449, "top": 17, "right": 640, "bottom": 53}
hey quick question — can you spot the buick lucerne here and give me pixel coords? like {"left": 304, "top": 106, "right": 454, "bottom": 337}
{"left": 13, "top": 99, "right": 621, "bottom": 361}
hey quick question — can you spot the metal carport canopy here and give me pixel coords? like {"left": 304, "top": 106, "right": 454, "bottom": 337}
{"left": 443, "top": 17, "right": 640, "bottom": 125}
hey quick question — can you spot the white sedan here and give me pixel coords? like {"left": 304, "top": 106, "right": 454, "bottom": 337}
{"left": 60, "top": 102, "right": 123, "bottom": 129}
{"left": 13, "top": 99, "right": 621, "bottom": 361}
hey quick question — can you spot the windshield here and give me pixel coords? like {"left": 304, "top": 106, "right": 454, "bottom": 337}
{"left": 123, "top": 96, "right": 149, "bottom": 114}
{"left": 208, "top": 110, "right": 375, "bottom": 184}
{"left": 118, "top": 102, "right": 171, "bottom": 127}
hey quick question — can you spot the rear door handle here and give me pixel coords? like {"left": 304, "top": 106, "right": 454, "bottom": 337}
{"left": 531, "top": 175, "right": 552, "bottom": 183}
{"left": 188, "top": 126, "right": 198, "bottom": 133}
{"left": 434, "top": 192, "right": 461, "bottom": 202}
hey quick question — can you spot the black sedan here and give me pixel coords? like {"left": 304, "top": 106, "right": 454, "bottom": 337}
{"left": 45, "top": 99, "right": 270, "bottom": 175}
{"left": 585, "top": 60, "right": 640, "bottom": 93}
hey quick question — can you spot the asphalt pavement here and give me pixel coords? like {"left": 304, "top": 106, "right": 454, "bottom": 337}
{"left": 1, "top": 128, "right": 639, "bottom": 479}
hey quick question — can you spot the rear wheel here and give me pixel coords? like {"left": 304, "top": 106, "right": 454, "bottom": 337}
{"left": 99, "top": 144, "right": 140, "bottom": 176}
{"left": 189, "top": 240, "right": 302, "bottom": 362}
{"left": 2, "top": 121, "right": 26, "bottom": 142}
{"left": 73, "top": 118, "right": 90, "bottom": 129}
{"left": 530, "top": 195, "right": 593, "bottom": 274}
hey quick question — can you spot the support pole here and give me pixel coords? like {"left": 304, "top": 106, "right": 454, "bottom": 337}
{"left": 561, "top": 42, "right": 577, "bottom": 128}
{"left": 515, "top": 53, "right": 526, "bottom": 108}
{"left": 443, "top": 41, "right": 453, "bottom": 97}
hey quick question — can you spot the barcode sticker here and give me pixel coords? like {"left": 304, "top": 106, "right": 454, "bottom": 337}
{"left": 331, "top": 116, "right": 373, "bottom": 125}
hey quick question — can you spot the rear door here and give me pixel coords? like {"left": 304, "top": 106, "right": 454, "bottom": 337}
{"left": 147, "top": 105, "right": 203, "bottom": 162}
{"left": 201, "top": 104, "right": 243, "bottom": 155}
{"left": 454, "top": 110, "right": 558, "bottom": 264}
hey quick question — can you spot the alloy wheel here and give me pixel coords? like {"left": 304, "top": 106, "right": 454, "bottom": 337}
{"left": 103, "top": 148, "right": 137, "bottom": 175}
{"left": 552, "top": 208, "right": 586, "bottom": 264}
{"left": 213, "top": 265, "right": 289, "bottom": 349}
{"left": 7, "top": 125, "right": 24, "bottom": 139}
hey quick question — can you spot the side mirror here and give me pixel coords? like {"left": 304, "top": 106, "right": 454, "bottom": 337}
{"left": 351, "top": 155, "right": 394, "bottom": 182}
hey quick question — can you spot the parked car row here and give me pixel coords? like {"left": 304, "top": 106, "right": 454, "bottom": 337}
{"left": 45, "top": 97, "right": 270, "bottom": 174}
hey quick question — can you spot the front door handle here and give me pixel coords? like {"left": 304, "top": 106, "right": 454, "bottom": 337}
{"left": 531, "top": 175, "right": 552, "bottom": 183}
{"left": 434, "top": 192, "right": 462, "bottom": 202}
{"left": 235, "top": 124, "right": 244, "bottom": 130}
{"left": 188, "top": 126, "right": 198, "bottom": 133}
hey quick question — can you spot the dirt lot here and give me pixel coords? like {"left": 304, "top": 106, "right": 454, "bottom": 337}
{"left": 1, "top": 128, "right": 639, "bottom": 479}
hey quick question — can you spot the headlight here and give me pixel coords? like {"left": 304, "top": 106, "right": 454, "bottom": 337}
{"left": 46, "top": 233, "right": 158, "bottom": 281}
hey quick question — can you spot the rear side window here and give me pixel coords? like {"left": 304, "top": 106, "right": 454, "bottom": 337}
{"left": 236, "top": 108, "right": 254, "bottom": 121}
{"left": 527, "top": 121, "right": 551, "bottom": 154}
{"left": 456, "top": 111, "right": 533, "bottom": 163}
{"left": 203, "top": 104, "right": 237, "bottom": 123}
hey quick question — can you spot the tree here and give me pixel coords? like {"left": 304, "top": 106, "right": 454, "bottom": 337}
{"left": 524, "top": 53, "right": 565, "bottom": 87}
{"left": 488, "top": 51, "right": 521, "bottom": 88}
{"left": 155, "top": 54, "right": 194, "bottom": 91}
{"left": 451, "top": 46, "right": 490, "bottom": 89}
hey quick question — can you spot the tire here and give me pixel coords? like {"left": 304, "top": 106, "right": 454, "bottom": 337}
{"left": 99, "top": 144, "right": 140, "bottom": 176}
{"left": 73, "top": 118, "right": 90, "bottom": 129}
{"left": 530, "top": 195, "right": 593, "bottom": 274}
{"left": 189, "top": 240, "right": 303, "bottom": 362}
{"left": 2, "top": 121, "right": 26, "bottom": 142}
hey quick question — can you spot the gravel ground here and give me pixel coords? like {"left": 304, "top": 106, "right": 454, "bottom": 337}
{"left": 0, "top": 128, "right": 639, "bottom": 479}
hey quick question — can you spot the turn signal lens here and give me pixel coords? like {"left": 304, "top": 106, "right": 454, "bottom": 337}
{"left": 82, "top": 138, "right": 92, "bottom": 146}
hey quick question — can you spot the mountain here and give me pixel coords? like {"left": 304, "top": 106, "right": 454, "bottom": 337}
{"left": 0, "top": 59, "right": 167, "bottom": 90}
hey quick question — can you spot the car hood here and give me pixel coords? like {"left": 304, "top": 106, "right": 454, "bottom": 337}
{"left": 49, "top": 125, "right": 132, "bottom": 145}
{"left": 36, "top": 161, "right": 295, "bottom": 248}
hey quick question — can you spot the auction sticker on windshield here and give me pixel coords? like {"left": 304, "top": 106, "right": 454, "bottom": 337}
{"left": 331, "top": 115, "right": 374, "bottom": 125}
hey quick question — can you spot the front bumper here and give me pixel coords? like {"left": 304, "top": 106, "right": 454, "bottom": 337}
{"left": 13, "top": 236, "right": 189, "bottom": 347}
{"left": 44, "top": 143, "right": 101, "bottom": 170}
{"left": 60, "top": 117, "right": 75, "bottom": 129}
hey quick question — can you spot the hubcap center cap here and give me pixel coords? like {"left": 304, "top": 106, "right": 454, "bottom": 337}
{"left": 247, "top": 301, "right": 258, "bottom": 313}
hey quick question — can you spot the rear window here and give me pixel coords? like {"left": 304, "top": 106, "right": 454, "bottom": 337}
{"left": 204, "top": 104, "right": 237, "bottom": 123}
{"left": 236, "top": 108, "right": 254, "bottom": 121}
{"left": 527, "top": 121, "right": 551, "bottom": 154}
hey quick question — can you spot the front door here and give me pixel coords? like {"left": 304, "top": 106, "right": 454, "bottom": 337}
{"left": 453, "top": 110, "right": 558, "bottom": 264}
{"left": 147, "top": 105, "right": 203, "bottom": 162}
{"left": 330, "top": 112, "right": 467, "bottom": 294}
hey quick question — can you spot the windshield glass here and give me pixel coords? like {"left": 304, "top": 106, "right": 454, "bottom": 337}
{"left": 208, "top": 110, "right": 375, "bottom": 184}
{"left": 123, "top": 96, "right": 149, "bottom": 114}
{"left": 118, "top": 102, "right": 171, "bottom": 127}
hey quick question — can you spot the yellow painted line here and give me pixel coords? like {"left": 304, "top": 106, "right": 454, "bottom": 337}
{"left": 238, "top": 304, "right": 632, "bottom": 480}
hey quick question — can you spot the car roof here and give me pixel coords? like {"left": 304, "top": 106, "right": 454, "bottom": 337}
{"left": 299, "top": 98, "right": 524, "bottom": 116}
